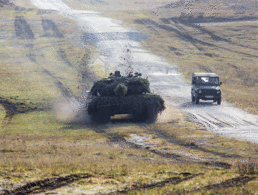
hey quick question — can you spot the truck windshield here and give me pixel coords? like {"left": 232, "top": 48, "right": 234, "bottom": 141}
{"left": 196, "top": 77, "right": 219, "bottom": 85}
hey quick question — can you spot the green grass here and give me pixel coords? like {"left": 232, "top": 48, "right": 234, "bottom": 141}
{"left": 0, "top": 2, "right": 258, "bottom": 194}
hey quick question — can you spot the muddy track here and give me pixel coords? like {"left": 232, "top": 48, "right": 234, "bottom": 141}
{"left": 14, "top": 15, "right": 95, "bottom": 99}
{"left": 41, "top": 19, "right": 64, "bottom": 38}
{"left": 0, "top": 97, "right": 37, "bottom": 120}
{"left": 92, "top": 127, "right": 187, "bottom": 162}
{"left": 25, "top": 43, "right": 37, "bottom": 63}
{"left": 40, "top": 19, "right": 96, "bottom": 94}
{"left": 146, "top": 126, "right": 239, "bottom": 160}
{"left": 93, "top": 127, "right": 232, "bottom": 169}
{"left": 13, "top": 16, "right": 75, "bottom": 99}
{"left": 189, "top": 176, "right": 256, "bottom": 193}
{"left": 15, "top": 16, "right": 34, "bottom": 39}
{"left": 106, "top": 173, "right": 203, "bottom": 194}
{"left": 0, "top": 173, "right": 91, "bottom": 195}
{"left": 43, "top": 68, "right": 74, "bottom": 97}
{"left": 135, "top": 17, "right": 258, "bottom": 57}
{"left": 171, "top": 15, "right": 258, "bottom": 25}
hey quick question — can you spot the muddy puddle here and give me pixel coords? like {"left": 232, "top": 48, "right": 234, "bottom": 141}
{"left": 126, "top": 133, "right": 153, "bottom": 148}
{"left": 0, "top": 97, "right": 38, "bottom": 121}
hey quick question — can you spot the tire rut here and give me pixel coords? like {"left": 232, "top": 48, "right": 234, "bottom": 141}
{"left": 134, "top": 17, "right": 258, "bottom": 58}
{"left": 15, "top": 16, "right": 34, "bottom": 39}
{"left": 100, "top": 127, "right": 235, "bottom": 168}
{"left": 41, "top": 19, "right": 64, "bottom": 38}
{"left": 0, "top": 173, "right": 91, "bottom": 195}
{"left": 145, "top": 126, "right": 240, "bottom": 161}
{"left": 13, "top": 16, "right": 75, "bottom": 98}
{"left": 189, "top": 176, "right": 256, "bottom": 193}
{"left": 43, "top": 68, "right": 74, "bottom": 97}
{"left": 0, "top": 97, "right": 38, "bottom": 120}
{"left": 106, "top": 173, "right": 203, "bottom": 194}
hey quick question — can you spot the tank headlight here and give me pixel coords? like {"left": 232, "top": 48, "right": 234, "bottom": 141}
{"left": 198, "top": 89, "right": 202, "bottom": 93}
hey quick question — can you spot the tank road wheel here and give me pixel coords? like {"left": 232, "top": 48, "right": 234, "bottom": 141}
{"left": 191, "top": 94, "right": 195, "bottom": 102}
{"left": 217, "top": 98, "right": 221, "bottom": 105}
{"left": 91, "top": 106, "right": 111, "bottom": 124}
{"left": 195, "top": 96, "right": 199, "bottom": 104}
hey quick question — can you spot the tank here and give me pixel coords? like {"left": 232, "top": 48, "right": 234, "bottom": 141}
{"left": 87, "top": 71, "right": 165, "bottom": 124}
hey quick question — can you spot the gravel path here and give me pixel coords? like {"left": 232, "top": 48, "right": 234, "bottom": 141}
{"left": 30, "top": 0, "right": 258, "bottom": 143}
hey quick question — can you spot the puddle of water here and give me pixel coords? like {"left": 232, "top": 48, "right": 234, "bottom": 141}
{"left": 126, "top": 134, "right": 153, "bottom": 148}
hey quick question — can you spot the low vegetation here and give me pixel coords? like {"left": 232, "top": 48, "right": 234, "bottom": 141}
{"left": 0, "top": 1, "right": 258, "bottom": 194}
{"left": 1, "top": 122, "right": 258, "bottom": 194}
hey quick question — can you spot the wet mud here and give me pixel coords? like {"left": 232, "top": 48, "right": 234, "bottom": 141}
{"left": 41, "top": 19, "right": 64, "bottom": 38}
{"left": 0, "top": 97, "right": 37, "bottom": 120}
{"left": 14, "top": 16, "right": 34, "bottom": 39}
{"left": 190, "top": 176, "right": 256, "bottom": 193}
{"left": 146, "top": 126, "right": 241, "bottom": 160}
{"left": 107, "top": 173, "right": 203, "bottom": 194}
{"left": 25, "top": 43, "right": 37, "bottom": 63}
{"left": 90, "top": 127, "right": 233, "bottom": 169}
{"left": 43, "top": 69, "right": 73, "bottom": 97}
{"left": 172, "top": 15, "right": 258, "bottom": 25}
{"left": 0, "top": 0, "right": 14, "bottom": 8}
{"left": 57, "top": 49, "right": 73, "bottom": 67}
{"left": 0, "top": 173, "right": 91, "bottom": 195}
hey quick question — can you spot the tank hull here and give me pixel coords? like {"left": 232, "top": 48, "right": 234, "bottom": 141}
{"left": 87, "top": 94, "right": 165, "bottom": 124}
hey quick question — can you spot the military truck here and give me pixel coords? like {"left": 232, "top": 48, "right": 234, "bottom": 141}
{"left": 191, "top": 73, "right": 222, "bottom": 105}
{"left": 87, "top": 71, "right": 165, "bottom": 124}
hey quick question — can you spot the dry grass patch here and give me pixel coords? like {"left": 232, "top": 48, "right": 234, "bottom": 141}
{"left": 234, "top": 158, "right": 258, "bottom": 175}
{"left": 1, "top": 121, "right": 258, "bottom": 194}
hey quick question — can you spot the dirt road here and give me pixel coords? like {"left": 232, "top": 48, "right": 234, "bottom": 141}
{"left": 30, "top": 0, "right": 258, "bottom": 143}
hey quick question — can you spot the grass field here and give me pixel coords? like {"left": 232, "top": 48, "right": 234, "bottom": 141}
{"left": 0, "top": 1, "right": 258, "bottom": 194}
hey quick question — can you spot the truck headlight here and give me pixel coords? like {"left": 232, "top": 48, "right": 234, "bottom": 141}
{"left": 217, "top": 90, "right": 221, "bottom": 94}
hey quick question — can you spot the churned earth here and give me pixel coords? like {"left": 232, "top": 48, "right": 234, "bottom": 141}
{"left": 29, "top": 0, "right": 258, "bottom": 143}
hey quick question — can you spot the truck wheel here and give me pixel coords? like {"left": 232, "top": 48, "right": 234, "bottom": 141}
{"left": 191, "top": 94, "right": 195, "bottom": 102}
{"left": 217, "top": 98, "right": 221, "bottom": 105}
{"left": 195, "top": 97, "right": 199, "bottom": 104}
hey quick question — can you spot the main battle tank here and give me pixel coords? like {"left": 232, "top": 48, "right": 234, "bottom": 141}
{"left": 87, "top": 71, "right": 165, "bottom": 124}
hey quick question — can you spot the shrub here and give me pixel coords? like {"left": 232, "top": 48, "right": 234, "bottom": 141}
{"left": 236, "top": 158, "right": 257, "bottom": 175}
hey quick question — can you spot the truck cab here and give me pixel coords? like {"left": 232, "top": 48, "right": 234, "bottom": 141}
{"left": 191, "top": 73, "right": 222, "bottom": 105}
